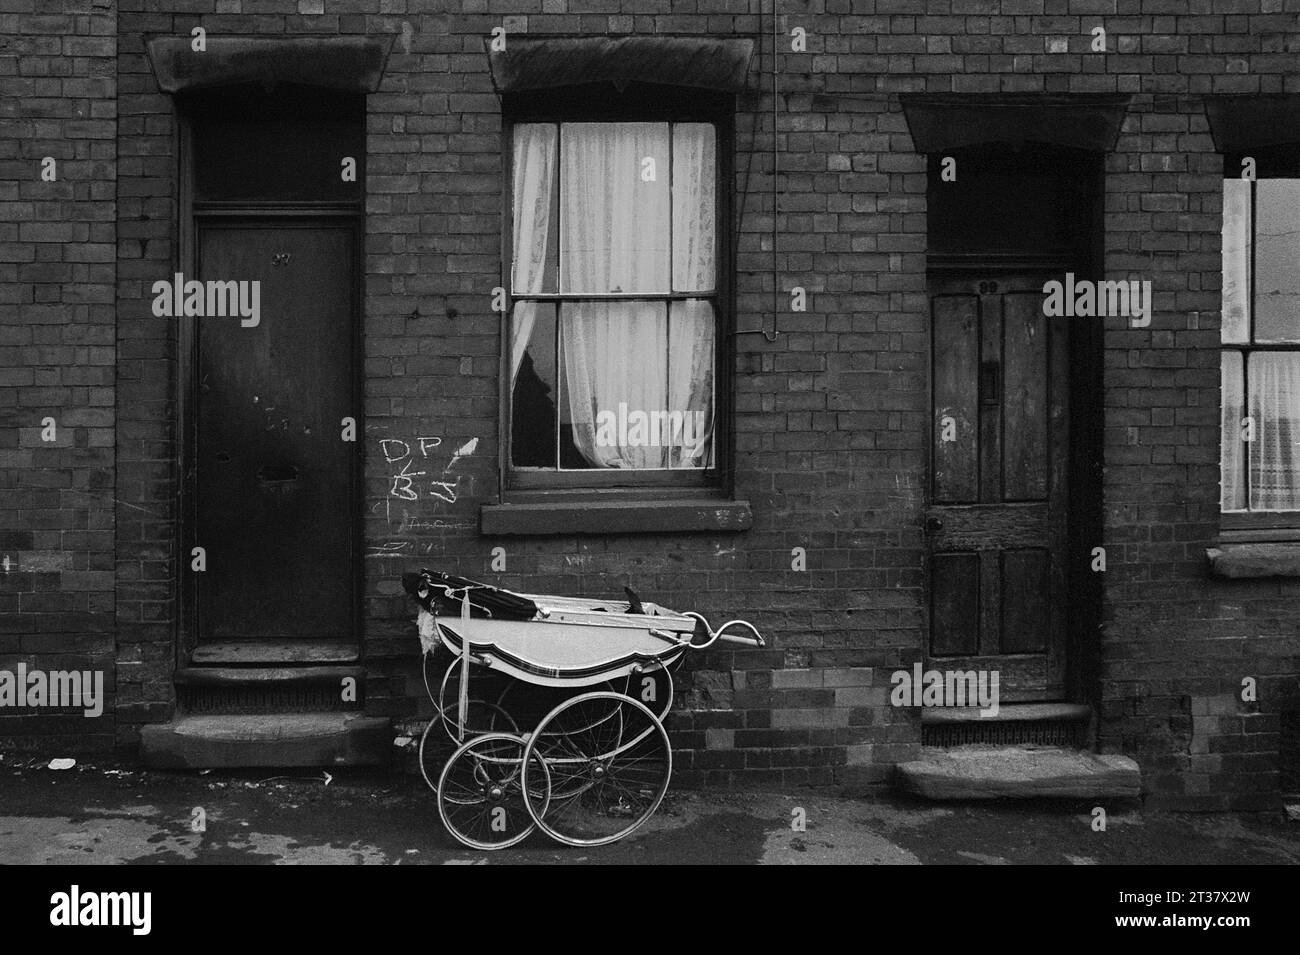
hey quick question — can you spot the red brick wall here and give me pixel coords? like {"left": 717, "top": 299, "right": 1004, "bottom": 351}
{"left": 2, "top": 0, "right": 1295, "bottom": 808}
{"left": 0, "top": 0, "right": 117, "bottom": 751}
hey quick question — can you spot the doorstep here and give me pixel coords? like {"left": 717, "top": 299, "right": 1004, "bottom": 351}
{"left": 189, "top": 640, "right": 360, "bottom": 665}
{"left": 894, "top": 745, "right": 1141, "bottom": 800}
{"left": 139, "top": 712, "right": 392, "bottom": 769}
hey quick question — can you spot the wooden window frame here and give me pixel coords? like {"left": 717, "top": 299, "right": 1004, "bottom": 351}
{"left": 1222, "top": 148, "right": 1300, "bottom": 535}
{"left": 499, "top": 85, "right": 735, "bottom": 499}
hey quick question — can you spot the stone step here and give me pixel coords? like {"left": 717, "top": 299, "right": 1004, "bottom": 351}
{"left": 895, "top": 745, "right": 1141, "bottom": 800}
{"left": 139, "top": 712, "right": 392, "bottom": 769}
{"left": 190, "top": 641, "right": 359, "bottom": 665}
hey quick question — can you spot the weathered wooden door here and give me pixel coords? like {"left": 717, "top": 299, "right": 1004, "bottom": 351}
{"left": 193, "top": 220, "right": 358, "bottom": 645}
{"left": 926, "top": 274, "right": 1069, "bottom": 701}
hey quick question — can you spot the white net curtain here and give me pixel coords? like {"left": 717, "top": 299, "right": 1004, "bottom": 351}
{"left": 509, "top": 121, "right": 716, "bottom": 470}
{"left": 1221, "top": 177, "right": 1300, "bottom": 512}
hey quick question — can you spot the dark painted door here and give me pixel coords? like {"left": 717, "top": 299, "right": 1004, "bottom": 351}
{"left": 194, "top": 221, "right": 357, "bottom": 644}
{"left": 926, "top": 274, "right": 1068, "bottom": 701}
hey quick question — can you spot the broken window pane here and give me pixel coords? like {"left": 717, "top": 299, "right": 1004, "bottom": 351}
{"left": 509, "top": 302, "right": 558, "bottom": 468}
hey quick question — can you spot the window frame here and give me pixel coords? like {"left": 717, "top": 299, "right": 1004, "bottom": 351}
{"left": 499, "top": 84, "right": 735, "bottom": 497}
{"left": 1222, "top": 148, "right": 1300, "bottom": 533}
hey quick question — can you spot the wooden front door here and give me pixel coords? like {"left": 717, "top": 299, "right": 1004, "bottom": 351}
{"left": 192, "top": 220, "right": 358, "bottom": 645}
{"left": 926, "top": 274, "right": 1069, "bottom": 701}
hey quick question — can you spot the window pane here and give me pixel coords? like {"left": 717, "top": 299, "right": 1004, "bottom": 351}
{"left": 1248, "top": 351, "right": 1300, "bottom": 510}
{"left": 511, "top": 124, "right": 558, "bottom": 294}
{"left": 668, "top": 300, "right": 715, "bottom": 468}
{"left": 672, "top": 124, "right": 716, "bottom": 292}
{"left": 559, "top": 301, "right": 679, "bottom": 468}
{"left": 509, "top": 302, "right": 558, "bottom": 468}
{"left": 191, "top": 85, "right": 364, "bottom": 203}
{"left": 1221, "top": 178, "right": 1249, "bottom": 344}
{"left": 1254, "top": 179, "right": 1300, "bottom": 343}
{"left": 560, "top": 123, "right": 670, "bottom": 294}
{"left": 1221, "top": 350, "right": 1245, "bottom": 511}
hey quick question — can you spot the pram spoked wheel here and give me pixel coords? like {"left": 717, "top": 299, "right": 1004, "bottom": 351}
{"left": 419, "top": 705, "right": 515, "bottom": 798}
{"left": 521, "top": 692, "right": 672, "bottom": 848}
{"left": 437, "top": 733, "right": 552, "bottom": 851}
{"left": 436, "top": 664, "right": 519, "bottom": 742}
{"left": 418, "top": 649, "right": 520, "bottom": 795}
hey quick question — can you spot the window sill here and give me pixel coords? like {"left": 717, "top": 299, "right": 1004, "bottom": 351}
{"left": 1206, "top": 542, "right": 1300, "bottom": 578}
{"left": 480, "top": 498, "right": 752, "bottom": 536}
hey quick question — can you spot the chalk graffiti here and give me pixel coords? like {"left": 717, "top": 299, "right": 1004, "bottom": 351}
{"left": 377, "top": 434, "right": 479, "bottom": 529}
{"left": 382, "top": 436, "right": 458, "bottom": 503}
{"left": 367, "top": 540, "right": 411, "bottom": 556}
{"left": 364, "top": 519, "right": 477, "bottom": 559}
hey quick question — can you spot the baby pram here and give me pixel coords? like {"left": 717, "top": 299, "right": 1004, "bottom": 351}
{"left": 402, "top": 570, "right": 764, "bottom": 850}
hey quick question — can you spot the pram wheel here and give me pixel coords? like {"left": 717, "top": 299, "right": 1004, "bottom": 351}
{"left": 437, "top": 733, "right": 551, "bottom": 851}
{"left": 420, "top": 700, "right": 519, "bottom": 796}
{"left": 438, "top": 663, "right": 518, "bottom": 743}
{"left": 521, "top": 692, "right": 671, "bottom": 848}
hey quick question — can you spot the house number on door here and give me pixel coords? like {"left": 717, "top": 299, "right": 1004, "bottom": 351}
{"left": 272, "top": 253, "right": 291, "bottom": 266}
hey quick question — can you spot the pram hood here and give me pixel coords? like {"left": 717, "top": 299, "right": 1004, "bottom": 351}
{"left": 401, "top": 569, "right": 540, "bottom": 620}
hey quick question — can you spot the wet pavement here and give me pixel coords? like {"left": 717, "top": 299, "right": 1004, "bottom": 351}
{"left": 1, "top": 755, "right": 1297, "bottom": 865}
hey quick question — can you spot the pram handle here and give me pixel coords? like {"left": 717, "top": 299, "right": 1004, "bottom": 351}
{"left": 684, "top": 613, "right": 766, "bottom": 649}
{"left": 714, "top": 620, "right": 765, "bottom": 647}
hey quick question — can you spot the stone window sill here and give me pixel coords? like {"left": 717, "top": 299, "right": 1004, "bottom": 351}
{"left": 1206, "top": 542, "right": 1300, "bottom": 578}
{"left": 481, "top": 498, "right": 752, "bottom": 537}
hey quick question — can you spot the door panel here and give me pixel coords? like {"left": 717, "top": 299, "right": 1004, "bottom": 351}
{"left": 930, "top": 552, "right": 980, "bottom": 656}
{"left": 1000, "top": 549, "right": 1049, "bottom": 654}
{"left": 1002, "top": 293, "right": 1049, "bottom": 500}
{"left": 932, "top": 296, "right": 980, "bottom": 503}
{"left": 194, "top": 221, "right": 357, "bottom": 643}
{"left": 927, "top": 275, "right": 1069, "bottom": 701}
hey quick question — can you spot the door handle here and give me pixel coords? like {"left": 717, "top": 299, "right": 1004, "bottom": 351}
{"left": 926, "top": 517, "right": 944, "bottom": 532}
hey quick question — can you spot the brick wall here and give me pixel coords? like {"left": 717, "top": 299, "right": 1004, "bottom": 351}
{"left": 0, "top": 0, "right": 117, "bottom": 751}
{"left": 0, "top": 0, "right": 1290, "bottom": 808}
{"left": 1098, "top": 93, "right": 1288, "bottom": 811}
{"left": 114, "top": 2, "right": 182, "bottom": 747}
